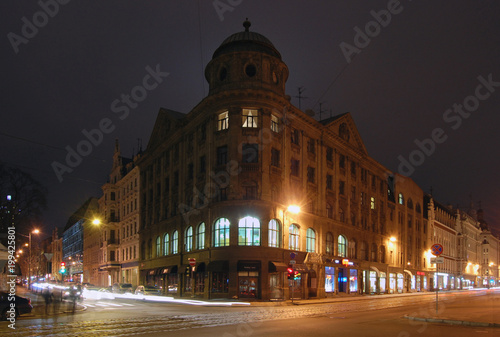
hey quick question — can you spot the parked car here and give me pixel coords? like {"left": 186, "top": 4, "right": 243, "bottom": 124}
{"left": 134, "top": 285, "right": 161, "bottom": 296}
{"left": 112, "top": 283, "right": 134, "bottom": 294}
{"left": 0, "top": 292, "right": 33, "bottom": 321}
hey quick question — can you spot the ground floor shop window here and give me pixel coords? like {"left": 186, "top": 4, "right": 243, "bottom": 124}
{"left": 389, "top": 273, "right": 396, "bottom": 294}
{"left": 325, "top": 267, "right": 335, "bottom": 293}
{"left": 211, "top": 272, "right": 228, "bottom": 293}
{"left": 185, "top": 274, "right": 193, "bottom": 292}
{"left": 238, "top": 271, "right": 259, "bottom": 298}
{"left": 423, "top": 276, "right": 427, "bottom": 290}
{"left": 397, "top": 273, "right": 404, "bottom": 293}
{"left": 167, "top": 274, "right": 179, "bottom": 294}
{"left": 417, "top": 275, "right": 421, "bottom": 291}
{"left": 369, "top": 271, "right": 377, "bottom": 293}
{"left": 349, "top": 269, "right": 358, "bottom": 293}
{"left": 195, "top": 272, "right": 204, "bottom": 293}
{"left": 380, "top": 272, "right": 386, "bottom": 293}
{"left": 269, "top": 273, "right": 282, "bottom": 299}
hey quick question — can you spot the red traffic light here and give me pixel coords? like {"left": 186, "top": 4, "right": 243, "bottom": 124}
{"left": 61, "top": 262, "right": 66, "bottom": 266}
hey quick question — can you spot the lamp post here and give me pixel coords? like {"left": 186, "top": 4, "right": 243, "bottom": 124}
{"left": 282, "top": 205, "right": 300, "bottom": 302}
{"left": 18, "top": 229, "right": 40, "bottom": 289}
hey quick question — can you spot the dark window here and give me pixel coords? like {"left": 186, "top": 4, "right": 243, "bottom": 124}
{"left": 244, "top": 186, "right": 257, "bottom": 200}
{"left": 291, "top": 129, "right": 300, "bottom": 145}
{"left": 199, "top": 123, "right": 207, "bottom": 142}
{"left": 245, "top": 64, "right": 256, "bottom": 77}
{"left": 219, "top": 188, "right": 228, "bottom": 201}
{"left": 339, "top": 181, "right": 345, "bottom": 195}
{"left": 217, "top": 145, "right": 228, "bottom": 166}
{"left": 187, "top": 163, "right": 194, "bottom": 180}
{"left": 271, "top": 148, "right": 280, "bottom": 167}
{"left": 339, "top": 154, "right": 345, "bottom": 169}
{"left": 291, "top": 159, "right": 300, "bottom": 176}
{"left": 326, "top": 174, "right": 333, "bottom": 190}
{"left": 307, "top": 166, "right": 315, "bottom": 183}
{"left": 110, "top": 192, "right": 115, "bottom": 201}
{"left": 326, "top": 146, "right": 333, "bottom": 162}
{"left": 351, "top": 162, "right": 356, "bottom": 176}
{"left": 307, "top": 138, "right": 315, "bottom": 154}
{"left": 242, "top": 143, "right": 258, "bottom": 163}
{"left": 219, "top": 67, "right": 227, "bottom": 81}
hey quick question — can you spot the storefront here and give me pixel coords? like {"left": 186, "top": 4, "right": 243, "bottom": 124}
{"left": 325, "top": 266, "right": 335, "bottom": 295}
{"left": 208, "top": 260, "right": 229, "bottom": 298}
{"left": 269, "top": 262, "right": 287, "bottom": 300}
{"left": 237, "top": 261, "right": 260, "bottom": 299}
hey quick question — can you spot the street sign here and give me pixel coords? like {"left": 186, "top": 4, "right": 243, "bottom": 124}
{"left": 431, "top": 243, "right": 444, "bottom": 256}
{"left": 430, "top": 257, "right": 444, "bottom": 264}
{"left": 189, "top": 258, "right": 196, "bottom": 266}
{"left": 290, "top": 260, "right": 296, "bottom": 264}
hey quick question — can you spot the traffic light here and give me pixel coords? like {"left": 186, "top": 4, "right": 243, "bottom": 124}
{"left": 60, "top": 262, "right": 66, "bottom": 274}
{"left": 185, "top": 266, "right": 191, "bottom": 277}
{"left": 287, "top": 265, "right": 294, "bottom": 280}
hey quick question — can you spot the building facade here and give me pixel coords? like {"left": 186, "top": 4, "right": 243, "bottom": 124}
{"left": 97, "top": 140, "right": 141, "bottom": 287}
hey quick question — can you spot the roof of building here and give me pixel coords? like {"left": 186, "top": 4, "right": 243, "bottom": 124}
{"left": 63, "top": 197, "right": 98, "bottom": 232}
{"left": 212, "top": 19, "right": 281, "bottom": 59}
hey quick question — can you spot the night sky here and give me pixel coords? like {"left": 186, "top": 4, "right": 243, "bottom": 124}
{"left": 1, "top": 1, "right": 500, "bottom": 237}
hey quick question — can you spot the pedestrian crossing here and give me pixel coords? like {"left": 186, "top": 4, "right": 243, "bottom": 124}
{"left": 84, "top": 301, "right": 136, "bottom": 308}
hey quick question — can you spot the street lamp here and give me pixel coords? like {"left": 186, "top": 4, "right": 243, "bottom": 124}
{"left": 282, "top": 204, "right": 300, "bottom": 303}
{"left": 18, "top": 229, "right": 40, "bottom": 289}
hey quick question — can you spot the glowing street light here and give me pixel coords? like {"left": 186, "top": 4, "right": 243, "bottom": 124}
{"left": 287, "top": 205, "right": 300, "bottom": 214}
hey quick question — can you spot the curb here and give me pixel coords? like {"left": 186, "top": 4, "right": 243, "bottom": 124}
{"left": 404, "top": 315, "right": 500, "bottom": 328}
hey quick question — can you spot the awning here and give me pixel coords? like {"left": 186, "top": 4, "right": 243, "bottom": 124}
{"left": 196, "top": 262, "right": 206, "bottom": 272}
{"left": 269, "top": 261, "right": 288, "bottom": 273}
{"left": 160, "top": 265, "right": 177, "bottom": 274}
{"left": 169, "top": 265, "right": 178, "bottom": 274}
{"left": 207, "top": 260, "right": 229, "bottom": 272}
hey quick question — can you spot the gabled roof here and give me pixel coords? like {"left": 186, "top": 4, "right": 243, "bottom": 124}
{"left": 146, "top": 108, "right": 186, "bottom": 151}
{"left": 320, "top": 112, "right": 367, "bottom": 155}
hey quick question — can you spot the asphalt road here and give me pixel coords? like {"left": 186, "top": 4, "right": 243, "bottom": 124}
{"left": 1, "top": 290, "right": 498, "bottom": 336}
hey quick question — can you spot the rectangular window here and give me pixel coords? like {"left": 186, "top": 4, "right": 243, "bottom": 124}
{"left": 271, "top": 148, "right": 280, "bottom": 167}
{"left": 339, "top": 181, "right": 345, "bottom": 195}
{"left": 351, "top": 186, "right": 356, "bottom": 200}
{"left": 291, "top": 128, "right": 300, "bottom": 145}
{"left": 217, "top": 111, "right": 229, "bottom": 131}
{"left": 271, "top": 114, "right": 279, "bottom": 133}
{"left": 242, "top": 109, "right": 258, "bottom": 128}
{"left": 291, "top": 159, "right": 300, "bottom": 176}
{"left": 339, "top": 154, "right": 345, "bottom": 169}
{"left": 217, "top": 145, "right": 228, "bottom": 165}
{"left": 242, "top": 143, "right": 259, "bottom": 163}
{"left": 326, "top": 174, "right": 333, "bottom": 190}
{"left": 307, "top": 166, "right": 315, "bottom": 183}
{"left": 325, "top": 267, "right": 335, "bottom": 293}
{"left": 187, "top": 163, "right": 194, "bottom": 180}
{"left": 199, "top": 156, "right": 206, "bottom": 174}
{"left": 307, "top": 138, "right": 315, "bottom": 154}
{"left": 326, "top": 146, "right": 333, "bottom": 162}
{"left": 211, "top": 272, "right": 229, "bottom": 293}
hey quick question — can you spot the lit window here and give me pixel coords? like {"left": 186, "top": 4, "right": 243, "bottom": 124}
{"left": 238, "top": 216, "right": 261, "bottom": 246}
{"left": 197, "top": 222, "right": 205, "bottom": 249}
{"left": 271, "top": 115, "right": 279, "bottom": 133}
{"left": 242, "top": 109, "right": 258, "bottom": 128}
{"left": 289, "top": 224, "right": 299, "bottom": 250}
{"left": 306, "top": 228, "right": 316, "bottom": 252}
{"left": 172, "top": 230, "right": 178, "bottom": 254}
{"left": 217, "top": 111, "right": 229, "bottom": 131}
{"left": 338, "top": 235, "right": 347, "bottom": 257}
{"left": 371, "top": 197, "right": 376, "bottom": 209}
{"left": 156, "top": 236, "right": 161, "bottom": 257}
{"left": 398, "top": 193, "right": 404, "bottom": 205}
{"left": 185, "top": 226, "right": 193, "bottom": 252}
{"left": 163, "top": 233, "right": 169, "bottom": 256}
{"left": 268, "top": 219, "right": 280, "bottom": 248}
{"left": 326, "top": 232, "right": 334, "bottom": 254}
{"left": 213, "top": 218, "right": 230, "bottom": 247}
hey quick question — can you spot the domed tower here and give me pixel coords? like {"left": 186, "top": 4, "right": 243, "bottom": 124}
{"left": 205, "top": 19, "right": 289, "bottom": 97}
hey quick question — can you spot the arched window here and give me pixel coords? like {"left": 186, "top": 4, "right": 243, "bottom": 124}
{"left": 416, "top": 203, "right": 422, "bottom": 213}
{"left": 326, "top": 232, "right": 334, "bottom": 255}
{"left": 398, "top": 193, "right": 404, "bottom": 205}
{"left": 360, "top": 241, "right": 368, "bottom": 261}
{"left": 289, "top": 224, "right": 299, "bottom": 250}
{"left": 349, "top": 239, "right": 357, "bottom": 259}
{"left": 163, "top": 233, "right": 169, "bottom": 256}
{"left": 197, "top": 222, "right": 205, "bottom": 249}
{"left": 185, "top": 226, "right": 193, "bottom": 252}
{"left": 371, "top": 243, "right": 378, "bottom": 262}
{"left": 155, "top": 236, "right": 161, "bottom": 257}
{"left": 172, "top": 230, "right": 179, "bottom": 254}
{"left": 407, "top": 198, "right": 413, "bottom": 209}
{"left": 326, "top": 203, "right": 333, "bottom": 219}
{"left": 238, "top": 216, "right": 260, "bottom": 246}
{"left": 306, "top": 228, "right": 316, "bottom": 252}
{"left": 147, "top": 239, "right": 152, "bottom": 259}
{"left": 379, "top": 245, "right": 386, "bottom": 263}
{"left": 268, "top": 219, "right": 280, "bottom": 248}
{"left": 213, "top": 218, "right": 230, "bottom": 247}
{"left": 338, "top": 235, "right": 347, "bottom": 257}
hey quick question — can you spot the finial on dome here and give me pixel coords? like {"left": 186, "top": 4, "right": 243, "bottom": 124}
{"left": 243, "top": 18, "right": 251, "bottom": 32}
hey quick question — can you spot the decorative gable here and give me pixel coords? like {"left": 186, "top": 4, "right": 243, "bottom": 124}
{"left": 146, "top": 108, "right": 186, "bottom": 151}
{"left": 320, "top": 112, "right": 367, "bottom": 155}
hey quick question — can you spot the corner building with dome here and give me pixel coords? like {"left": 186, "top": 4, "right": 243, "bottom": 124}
{"left": 137, "top": 21, "right": 437, "bottom": 300}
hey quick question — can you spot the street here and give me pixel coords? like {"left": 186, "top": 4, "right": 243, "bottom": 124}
{"left": 1, "top": 289, "right": 498, "bottom": 336}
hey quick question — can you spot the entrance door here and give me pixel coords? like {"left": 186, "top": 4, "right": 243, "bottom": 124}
{"left": 338, "top": 268, "right": 347, "bottom": 293}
